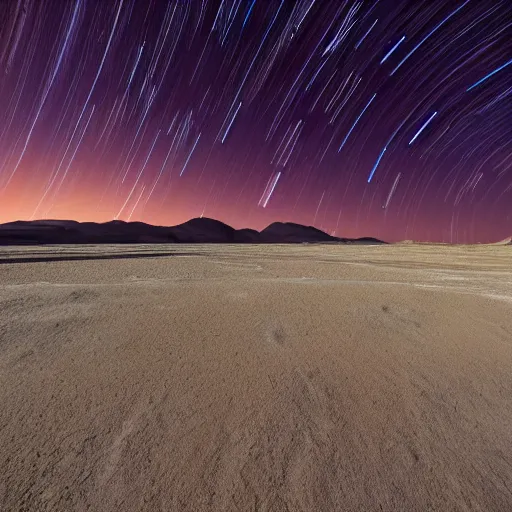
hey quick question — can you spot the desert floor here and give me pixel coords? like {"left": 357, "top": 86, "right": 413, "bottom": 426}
{"left": 1, "top": 243, "right": 512, "bottom": 511}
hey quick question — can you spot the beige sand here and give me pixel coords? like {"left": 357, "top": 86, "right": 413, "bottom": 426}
{"left": 1, "top": 243, "right": 512, "bottom": 511}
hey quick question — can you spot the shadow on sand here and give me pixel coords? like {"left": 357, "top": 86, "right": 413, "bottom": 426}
{"left": 0, "top": 252, "right": 202, "bottom": 265}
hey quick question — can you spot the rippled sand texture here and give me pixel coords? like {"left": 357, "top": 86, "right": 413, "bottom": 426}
{"left": 1, "top": 243, "right": 512, "bottom": 511}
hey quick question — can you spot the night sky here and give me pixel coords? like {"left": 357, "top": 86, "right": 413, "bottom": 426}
{"left": 0, "top": 1, "right": 510, "bottom": 242}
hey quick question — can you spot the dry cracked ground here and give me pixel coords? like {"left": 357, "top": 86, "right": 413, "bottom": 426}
{"left": 1, "top": 243, "right": 512, "bottom": 511}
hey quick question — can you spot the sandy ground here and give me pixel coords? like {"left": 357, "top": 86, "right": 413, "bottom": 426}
{"left": 1, "top": 243, "right": 512, "bottom": 511}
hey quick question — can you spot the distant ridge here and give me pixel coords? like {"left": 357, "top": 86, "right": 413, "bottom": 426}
{"left": 0, "top": 217, "right": 386, "bottom": 245}
{"left": 494, "top": 237, "right": 512, "bottom": 245}
{"left": 260, "top": 222, "right": 335, "bottom": 243}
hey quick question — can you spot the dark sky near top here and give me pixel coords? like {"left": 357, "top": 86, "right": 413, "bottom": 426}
{"left": 0, "top": 0, "right": 510, "bottom": 242}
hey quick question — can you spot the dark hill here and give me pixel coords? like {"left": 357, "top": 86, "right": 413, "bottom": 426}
{"left": 260, "top": 222, "right": 338, "bottom": 243}
{"left": 169, "top": 217, "right": 236, "bottom": 243}
{"left": 234, "top": 228, "right": 260, "bottom": 243}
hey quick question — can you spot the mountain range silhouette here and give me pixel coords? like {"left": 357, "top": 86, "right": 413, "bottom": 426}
{"left": 0, "top": 217, "right": 386, "bottom": 245}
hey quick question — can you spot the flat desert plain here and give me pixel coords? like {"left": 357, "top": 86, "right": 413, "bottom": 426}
{"left": 1, "top": 243, "right": 512, "bottom": 511}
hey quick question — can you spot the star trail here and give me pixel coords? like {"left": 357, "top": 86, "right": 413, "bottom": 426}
{"left": 0, "top": 0, "right": 510, "bottom": 242}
